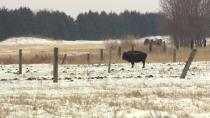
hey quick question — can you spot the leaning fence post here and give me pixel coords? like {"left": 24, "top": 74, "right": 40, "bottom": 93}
{"left": 53, "top": 48, "right": 58, "bottom": 83}
{"left": 108, "top": 47, "right": 113, "bottom": 73}
{"left": 19, "top": 49, "right": 22, "bottom": 74}
{"left": 173, "top": 48, "right": 176, "bottom": 62}
{"left": 61, "top": 54, "right": 67, "bottom": 64}
{"left": 180, "top": 49, "right": 197, "bottom": 79}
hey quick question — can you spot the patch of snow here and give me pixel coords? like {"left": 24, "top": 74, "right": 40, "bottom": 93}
{"left": 0, "top": 37, "right": 104, "bottom": 45}
{"left": 117, "top": 109, "right": 176, "bottom": 118}
{"left": 0, "top": 37, "right": 56, "bottom": 45}
{"left": 57, "top": 40, "right": 104, "bottom": 45}
{"left": 0, "top": 62, "right": 210, "bottom": 117}
{"left": 1, "top": 36, "right": 210, "bottom": 46}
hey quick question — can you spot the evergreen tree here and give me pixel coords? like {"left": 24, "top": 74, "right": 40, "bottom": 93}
{"left": 0, "top": 7, "right": 161, "bottom": 41}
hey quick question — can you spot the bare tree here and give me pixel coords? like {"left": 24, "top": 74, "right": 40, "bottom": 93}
{"left": 160, "top": 0, "right": 210, "bottom": 48}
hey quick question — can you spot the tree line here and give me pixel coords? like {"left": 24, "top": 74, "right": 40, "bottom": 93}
{"left": 160, "top": 0, "right": 210, "bottom": 48}
{"left": 0, "top": 7, "right": 160, "bottom": 41}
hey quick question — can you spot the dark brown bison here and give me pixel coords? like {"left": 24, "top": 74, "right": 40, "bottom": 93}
{"left": 122, "top": 51, "right": 147, "bottom": 68}
{"left": 144, "top": 39, "right": 163, "bottom": 46}
{"left": 155, "top": 39, "right": 163, "bottom": 46}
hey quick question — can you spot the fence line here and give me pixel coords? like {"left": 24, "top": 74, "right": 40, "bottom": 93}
{"left": 0, "top": 45, "right": 208, "bottom": 82}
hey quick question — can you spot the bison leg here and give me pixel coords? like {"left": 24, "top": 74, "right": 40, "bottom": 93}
{"left": 142, "top": 61, "right": 145, "bottom": 68}
{"left": 131, "top": 62, "right": 135, "bottom": 68}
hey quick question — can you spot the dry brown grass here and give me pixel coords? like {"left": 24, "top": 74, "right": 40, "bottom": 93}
{"left": 126, "top": 100, "right": 178, "bottom": 114}
{"left": 124, "top": 90, "right": 144, "bottom": 98}
{"left": 200, "top": 103, "right": 210, "bottom": 112}
{"left": 0, "top": 40, "right": 210, "bottom": 64}
{"left": 119, "top": 35, "right": 136, "bottom": 50}
{"left": 1, "top": 83, "right": 210, "bottom": 117}
{"left": 0, "top": 107, "right": 11, "bottom": 118}
{"left": 104, "top": 39, "right": 119, "bottom": 49}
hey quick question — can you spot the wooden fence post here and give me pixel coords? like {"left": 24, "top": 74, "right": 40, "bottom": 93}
{"left": 61, "top": 54, "right": 67, "bottom": 64}
{"left": 19, "top": 49, "right": 22, "bottom": 74}
{"left": 100, "top": 49, "right": 103, "bottom": 64}
{"left": 118, "top": 46, "right": 121, "bottom": 57}
{"left": 149, "top": 41, "right": 152, "bottom": 53}
{"left": 53, "top": 48, "right": 58, "bottom": 83}
{"left": 87, "top": 53, "right": 90, "bottom": 64}
{"left": 108, "top": 47, "right": 112, "bottom": 73}
{"left": 163, "top": 41, "right": 166, "bottom": 53}
{"left": 180, "top": 49, "right": 197, "bottom": 79}
{"left": 173, "top": 48, "right": 176, "bottom": 62}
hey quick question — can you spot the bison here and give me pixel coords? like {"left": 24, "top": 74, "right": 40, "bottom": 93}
{"left": 144, "top": 39, "right": 163, "bottom": 46}
{"left": 122, "top": 51, "right": 147, "bottom": 68}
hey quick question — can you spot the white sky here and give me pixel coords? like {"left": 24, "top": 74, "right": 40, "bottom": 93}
{"left": 0, "top": 0, "right": 160, "bottom": 18}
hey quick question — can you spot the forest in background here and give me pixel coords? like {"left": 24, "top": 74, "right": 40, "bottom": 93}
{"left": 0, "top": 7, "right": 160, "bottom": 40}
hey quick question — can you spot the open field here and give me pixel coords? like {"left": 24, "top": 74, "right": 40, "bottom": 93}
{"left": 0, "top": 62, "right": 210, "bottom": 117}
{"left": 1, "top": 37, "right": 210, "bottom": 117}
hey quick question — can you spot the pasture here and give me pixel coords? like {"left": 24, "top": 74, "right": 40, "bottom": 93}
{"left": 1, "top": 62, "right": 210, "bottom": 117}
{"left": 0, "top": 37, "right": 210, "bottom": 64}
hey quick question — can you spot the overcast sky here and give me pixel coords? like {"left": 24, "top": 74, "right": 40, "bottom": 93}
{"left": 0, "top": 0, "right": 160, "bottom": 18}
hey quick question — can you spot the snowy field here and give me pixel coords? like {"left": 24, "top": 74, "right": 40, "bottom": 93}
{"left": 1, "top": 62, "right": 210, "bottom": 118}
{"left": 1, "top": 36, "right": 210, "bottom": 45}
{"left": 0, "top": 36, "right": 171, "bottom": 45}
{"left": 0, "top": 37, "right": 104, "bottom": 45}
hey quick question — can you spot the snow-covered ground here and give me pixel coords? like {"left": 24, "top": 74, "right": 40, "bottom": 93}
{"left": 0, "top": 37, "right": 104, "bottom": 45}
{"left": 0, "top": 36, "right": 171, "bottom": 45}
{"left": 1, "top": 36, "right": 210, "bottom": 46}
{"left": 1, "top": 62, "right": 210, "bottom": 117}
{"left": 0, "top": 37, "right": 55, "bottom": 45}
